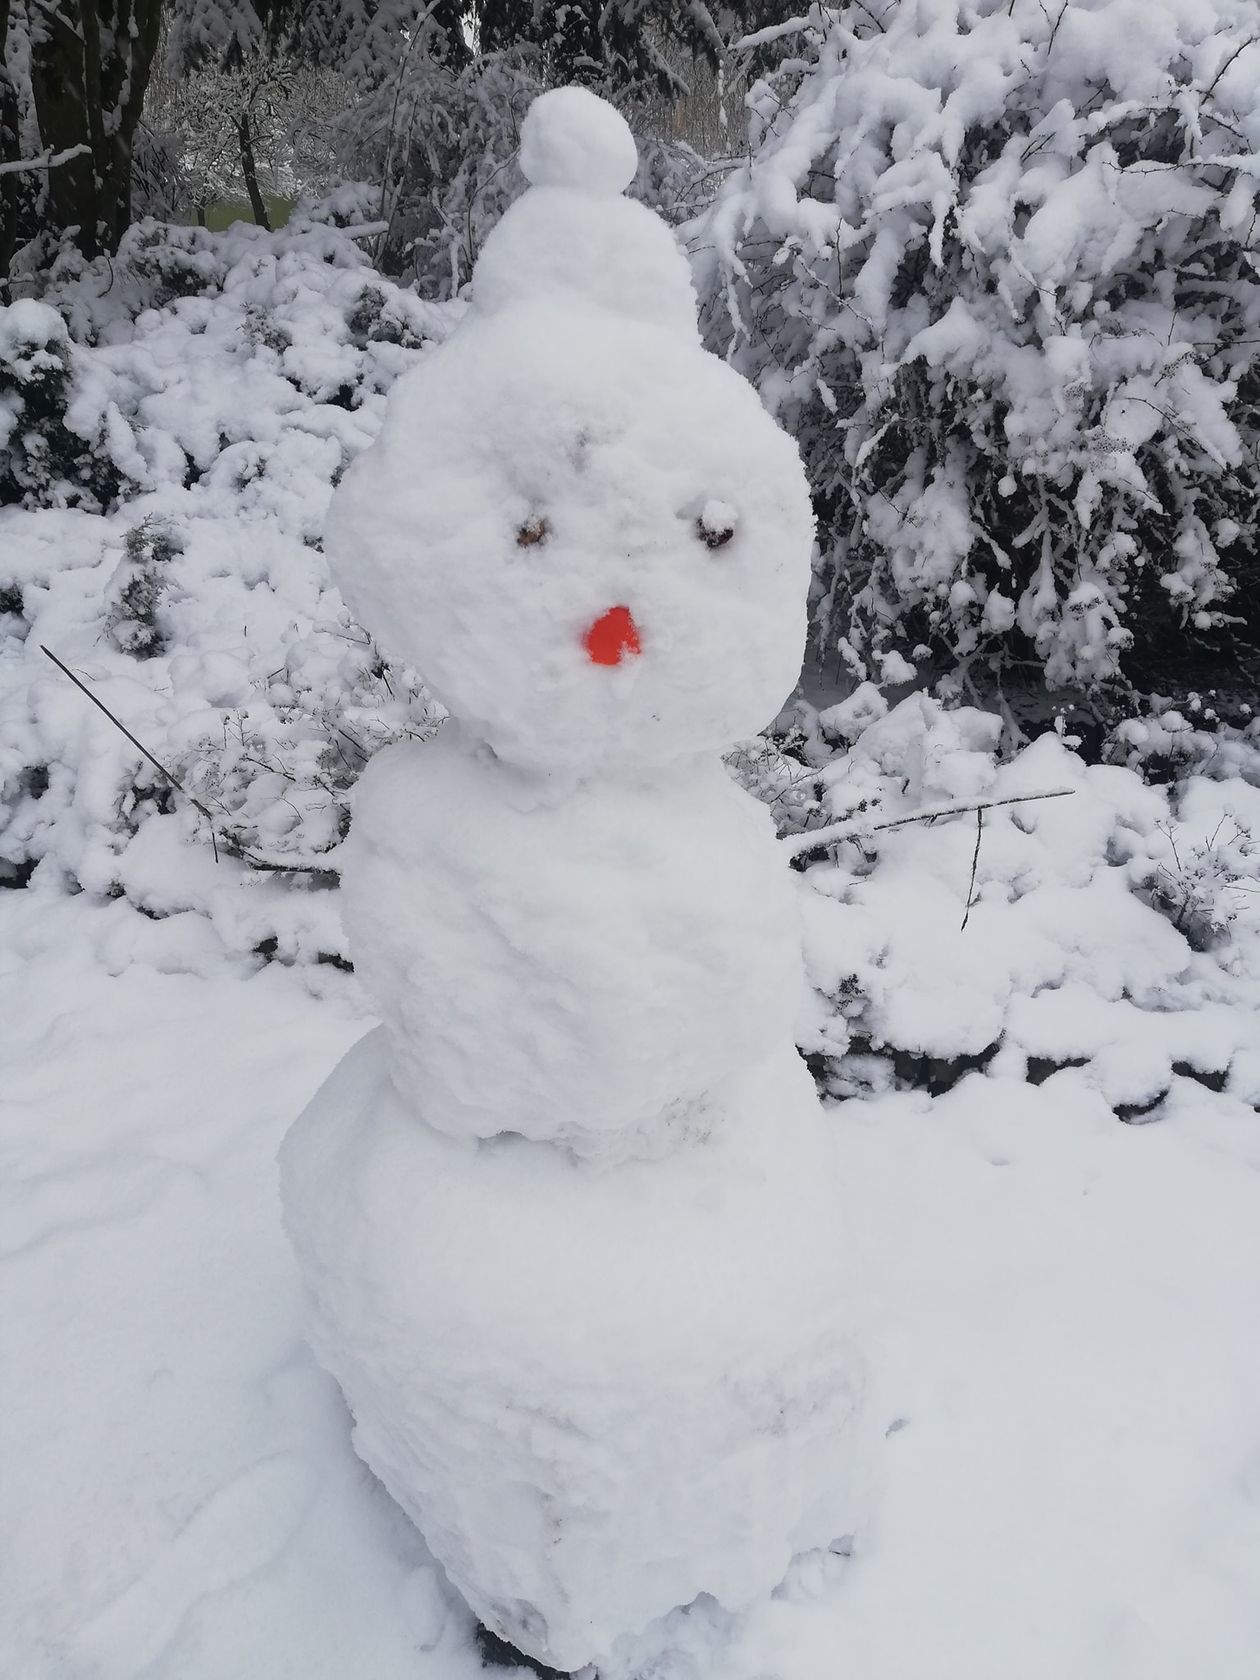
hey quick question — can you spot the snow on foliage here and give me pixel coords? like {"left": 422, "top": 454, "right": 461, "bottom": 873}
{"left": 0, "top": 211, "right": 453, "bottom": 963}
{"left": 752, "top": 691, "right": 1260, "bottom": 1116}
{"left": 336, "top": 43, "right": 708, "bottom": 299}
{"left": 694, "top": 0, "right": 1260, "bottom": 709}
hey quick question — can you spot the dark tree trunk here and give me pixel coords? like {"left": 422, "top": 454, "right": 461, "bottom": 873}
{"left": 27, "top": 0, "right": 162, "bottom": 259}
{"left": 237, "top": 107, "right": 272, "bottom": 229}
{"left": 0, "top": 0, "right": 22, "bottom": 286}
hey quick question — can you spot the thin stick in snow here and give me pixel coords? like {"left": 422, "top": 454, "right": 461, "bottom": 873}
{"left": 961, "top": 806, "right": 984, "bottom": 932}
{"left": 40, "top": 644, "right": 221, "bottom": 859}
{"left": 39, "top": 645, "right": 339, "bottom": 875}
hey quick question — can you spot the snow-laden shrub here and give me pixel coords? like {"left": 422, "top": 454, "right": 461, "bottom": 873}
{"left": 693, "top": 0, "right": 1260, "bottom": 711}
{"left": 4, "top": 210, "right": 451, "bottom": 513}
{"left": 0, "top": 216, "right": 455, "bottom": 965}
{"left": 1140, "top": 812, "right": 1257, "bottom": 950}
{"left": 0, "top": 300, "right": 126, "bottom": 511}
{"left": 106, "top": 516, "right": 183, "bottom": 658}
{"left": 1104, "top": 690, "right": 1260, "bottom": 784}
{"left": 789, "top": 692, "right": 1260, "bottom": 1111}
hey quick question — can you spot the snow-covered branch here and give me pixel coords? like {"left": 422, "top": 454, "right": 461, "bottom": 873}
{"left": 782, "top": 787, "right": 1076, "bottom": 858}
{"left": 0, "top": 143, "right": 90, "bottom": 178}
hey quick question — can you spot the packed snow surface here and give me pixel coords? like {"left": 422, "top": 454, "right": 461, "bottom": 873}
{"left": 6, "top": 886, "right": 1260, "bottom": 1680}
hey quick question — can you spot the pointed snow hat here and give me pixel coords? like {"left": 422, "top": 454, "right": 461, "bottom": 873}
{"left": 471, "top": 87, "right": 700, "bottom": 341}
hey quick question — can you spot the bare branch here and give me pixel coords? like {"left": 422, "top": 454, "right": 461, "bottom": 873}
{"left": 960, "top": 807, "right": 984, "bottom": 931}
{"left": 40, "top": 646, "right": 338, "bottom": 876}
{"left": 782, "top": 786, "right": 1076, "bottom": 859}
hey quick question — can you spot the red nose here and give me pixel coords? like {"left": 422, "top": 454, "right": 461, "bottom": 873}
{"left": 584, "top": 604, "right": 642, "bottom": 667}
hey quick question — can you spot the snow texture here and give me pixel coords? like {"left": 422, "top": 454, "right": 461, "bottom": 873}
{"left": 283, "top": 88, "right": 853, "bottom": 1671}
{"left": 518, "top": 86, "right": 639, "bottom": 194}
{"left": 341, "top": 733, "right": 809, "bottom": 1159}
{"left": 282, "top": 1029, "right": 867, "bottom": 1674}
{"left": 6, "top": 878, "right": 1260, "bottom": 1680}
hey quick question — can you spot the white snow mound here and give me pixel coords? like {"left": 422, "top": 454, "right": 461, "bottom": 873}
{"left": 280, "top": 1028, "right": 868, "bottom": 1674}
{"left": 519, "top": 85, "right": 639, "bottom": 194}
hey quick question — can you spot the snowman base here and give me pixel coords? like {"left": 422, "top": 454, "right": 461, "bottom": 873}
{"left": 280, "top": 1027, "right": 867, "bottom": 1674}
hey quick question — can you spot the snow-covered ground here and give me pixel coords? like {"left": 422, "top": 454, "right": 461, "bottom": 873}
{"left": 6, "top": 884, "right": 1259, "bottom": 1680}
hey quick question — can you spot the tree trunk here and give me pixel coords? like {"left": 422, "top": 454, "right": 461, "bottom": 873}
{"left": 237, "top": 108, "right": 271, "bottom": 229}
{"left": 0, "top": 0, "right": 22, "bottom": 286}
{"left": 27, "top": 0, "right": 162, "bottom": 259}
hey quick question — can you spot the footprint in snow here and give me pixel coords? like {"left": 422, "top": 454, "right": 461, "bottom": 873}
{"left": 72, "top": 1452, "right": 318, "bottom": 1677}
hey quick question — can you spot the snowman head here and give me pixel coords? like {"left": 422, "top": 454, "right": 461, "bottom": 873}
{"left": 326, "top": 88, "right": 815, "bottom": 776}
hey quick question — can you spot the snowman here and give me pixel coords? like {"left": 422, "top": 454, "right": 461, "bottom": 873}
{"left": 280, "top": 87, "right": 866, "bottom": 1675}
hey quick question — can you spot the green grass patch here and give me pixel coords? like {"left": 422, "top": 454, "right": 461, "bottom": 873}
{"left": 202, "top": 194, "right": 295, "bottom": 232}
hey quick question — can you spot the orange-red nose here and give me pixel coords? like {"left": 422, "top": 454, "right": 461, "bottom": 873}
{"left": 584, "top": 604, "right": 642, "bottom": 667}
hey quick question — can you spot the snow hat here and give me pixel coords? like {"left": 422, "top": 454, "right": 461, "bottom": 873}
{"left": 472, "top": 87, "right": 700, "bottom": 340}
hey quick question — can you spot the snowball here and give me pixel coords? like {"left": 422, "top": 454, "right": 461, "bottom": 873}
{"left": 341, "top": 731, "right": 809, "bottom": 1159}
{"left": 472, "top": 189, "right": 699, "bottom": 337}
{"left": 519, "top": 86, "right": 638, "bottom": 195}
{"left": 280, "top": 1027, "right": 868, "bottom": 1673}
{"left": 326, "top": 305, "right": 814, "bottom": 775}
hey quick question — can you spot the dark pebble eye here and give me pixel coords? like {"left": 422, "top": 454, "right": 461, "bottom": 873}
{"left": 516, "top": 516, "right": 549, "bottom": 547}
{"left": 695, "top": 503, "right": 737, "bottom": 549}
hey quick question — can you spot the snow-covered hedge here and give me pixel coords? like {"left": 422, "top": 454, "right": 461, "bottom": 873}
{"left": 750, "top": 691, "right": 1260, "bottom": 1115}
{"left": 0, "top": 212, "right": 453, "bottom": 967}
{"left": 694, "top": 0, "right": 1260, "bottom": 711}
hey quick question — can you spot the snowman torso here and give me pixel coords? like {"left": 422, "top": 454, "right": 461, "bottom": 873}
{"left": 280, "top": 86, "right": 867, "bottom": 1675}
{"left": 345, "top": 729, "right": 807, "bottom": 1159}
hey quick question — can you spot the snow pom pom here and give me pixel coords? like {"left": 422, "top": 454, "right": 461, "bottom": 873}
{"left": 519, "top": 87, "right": 638, "bottom": 196}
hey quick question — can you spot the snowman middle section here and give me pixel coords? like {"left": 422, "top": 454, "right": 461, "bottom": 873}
{"left": 342, "top": 726, "right": 811, "bottom": 1161}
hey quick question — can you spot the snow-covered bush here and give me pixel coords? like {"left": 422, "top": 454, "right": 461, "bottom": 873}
{"left": 106, "top": 516, "right": 183, "bottom": 658}
{"left": 0, "top": 214, "right": 455, "bottom": 965}
{"left": 694, "top": 0, "right": 1260, "bottom": 712}
{"left": 0, "top": 300, "right": 126, "bottom": 511}
{"left": 789, "top": 692, "right": 1260, "bottom": 1112}
{"left": 1140, "top": 812, "right": 1257, "bottom": 949}
{"left": 1104, "top": 690, "right": 1260, "bottom": 783}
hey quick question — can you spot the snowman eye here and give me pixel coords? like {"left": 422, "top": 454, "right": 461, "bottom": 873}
{"left": 516, "top": 515, "right": 549, "bottom": 548}
{"left": 694, "top": 501, "right": 737, "bottom": 550}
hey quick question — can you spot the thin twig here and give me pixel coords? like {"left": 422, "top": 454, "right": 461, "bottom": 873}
{"left": 40, "top": 646, "right": 337, "bottom": 875}
{"left": 960, "top": 807, "right": 984, "bottom": 931}
{"left": 41, "top": 644, "right": 219, "bottom": 841}
{"left": 782, "top": 786, "right": 1076, "bottom": 859}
